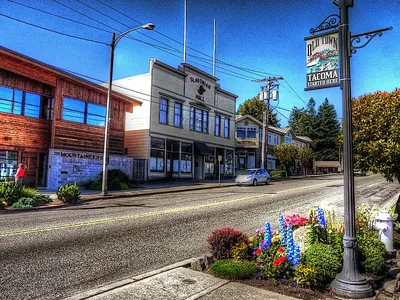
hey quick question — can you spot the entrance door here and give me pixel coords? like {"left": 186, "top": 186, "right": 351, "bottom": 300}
{"left": 21, "top": 152, "right": 39, "bottom": 187}
{"left": 194, "top": 155, "right": 203, "bottom": 179}
{"left": 247, "top": 152, "right": 255, "bottom": 169}
{"left": 166, "top": 152, "right": 173, "bottom": 178}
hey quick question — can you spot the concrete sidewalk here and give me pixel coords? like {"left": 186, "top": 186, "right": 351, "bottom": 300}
{"left": 64, "top": 258, "right": 299, "bottom": 300}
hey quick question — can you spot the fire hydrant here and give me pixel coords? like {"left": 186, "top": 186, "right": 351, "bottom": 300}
{"left": 369, "top": 210, "right": 397, "bottom": 257}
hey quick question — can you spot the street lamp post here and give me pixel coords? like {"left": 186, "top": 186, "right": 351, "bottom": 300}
{"left": 101, "top": 23, "right": 155, "bottom": 196}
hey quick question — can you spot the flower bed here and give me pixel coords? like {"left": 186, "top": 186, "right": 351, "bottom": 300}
{"left": 207, "top": 204, "right": 390, "bottom": 298}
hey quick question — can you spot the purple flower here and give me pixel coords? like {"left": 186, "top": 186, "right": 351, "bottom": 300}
{"left": 279, "top": 279, "right": 283, "bottom": 284}
{"left": 291, "top": 281, "right": 296, "bottom": 287}
{"left": 259, "top": 263, "right": 264, "bottom": 267}
{"left": 252, "top": 251, "right": 256, "bottom": 255}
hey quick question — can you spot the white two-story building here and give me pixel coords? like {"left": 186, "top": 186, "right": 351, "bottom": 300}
{"left": 111, "top": 60, "right": 237, "bottom": 181}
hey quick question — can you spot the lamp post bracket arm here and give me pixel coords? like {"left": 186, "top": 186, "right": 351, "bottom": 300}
{"left": 309, "top": 14, "right": 340, "bottom": 35}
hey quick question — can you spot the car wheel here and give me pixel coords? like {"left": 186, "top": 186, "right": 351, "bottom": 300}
{"left": 253, "top": 179, "right": 257, "bottom": 186}
{"left": 266, "top": 177, "right": 271, "bottom": 185}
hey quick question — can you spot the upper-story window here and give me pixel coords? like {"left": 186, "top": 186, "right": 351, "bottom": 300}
{"left": 190, "top": 107, "right": 208, "bottom": 133}
{"left": 159, "top": 98, "right": 168, "bottom": 124}
{"left": 62, "top": 98, "right": 106, "bottom": 126}
{"left": 215, "top": 115, "right": 221, "bottom": 136}
{"left": 173, "top": 102, "right": 182, "bottom": 127}
{"left": 224, "top": 117, "right": 230, "bottom": 138}
{"left": 274, "top": 135, "right": 280, "bottom": 145}
{"left": 285, "top": 136, "right": 292, "bottom": 143}
{"left": 0, "top": 86, "right": 52, "bottom": 119}
{"left": 268, "top": 133, "right": 272, "bottom": 143}
{"left": 236, "top": 126, "right": 257, "bottom": 138}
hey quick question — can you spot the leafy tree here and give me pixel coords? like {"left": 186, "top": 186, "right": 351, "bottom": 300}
{"left": 352, "top": 89, "right": 400, "bottom": 183}
{"left": 298, "top": 146, "right": 314, "bottom": 176}
{"left": 237, "top": 96, "right": 280, "bottom": 127}
{"left": 273, "top": 143, "right": 299, "bottom": 174}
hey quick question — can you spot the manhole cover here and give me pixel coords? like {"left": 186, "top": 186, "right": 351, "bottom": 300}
{"left": 182, "top": 279, "right": 196, "bottom": 285}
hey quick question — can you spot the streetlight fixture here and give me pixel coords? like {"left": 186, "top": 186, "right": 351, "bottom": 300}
{"left": 101, "top": 23, "right": 155, "bottom": 196}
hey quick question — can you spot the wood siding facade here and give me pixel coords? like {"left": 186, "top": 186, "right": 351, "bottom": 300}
{"left": 0, "top": 47, "right": 140, "bottom": 187}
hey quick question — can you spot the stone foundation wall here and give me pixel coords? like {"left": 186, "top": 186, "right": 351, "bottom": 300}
{"left": 47, "top": 149, "right": 133, "bottom": 189}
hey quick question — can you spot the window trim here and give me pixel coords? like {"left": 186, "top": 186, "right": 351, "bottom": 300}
{"left": 159, "top": 98, "right": 168, "bottom": 124}
{"left": 173, "top": 102, "right": 182, "bottom": 127}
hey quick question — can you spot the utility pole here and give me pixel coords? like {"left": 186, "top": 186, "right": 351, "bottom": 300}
{"left": 255, "top": 76, "right": 283, "bottom": 169}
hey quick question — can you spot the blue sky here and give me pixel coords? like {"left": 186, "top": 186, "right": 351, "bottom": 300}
{"left": 1, "top": 0, "right": 399, "bottom": 126}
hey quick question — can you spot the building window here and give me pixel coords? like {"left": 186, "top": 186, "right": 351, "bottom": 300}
{"left": 274, "top": 135, "right": 280, "bottom": 145}
{"left": 268, "top": 133, "right": 272, "bottom": 143}
{"left": 62, "top": 98, "right": 106, "bottom": 126}
{"left": 191, "top": 107, "right": 208, "bottom": 133}
{"left": 0, "top": 86, "right": 52, "bottom": 119}
{"left": 159, "top": 98, "right": 168, "bottom": 124}
{"left": 174, "top": 102, "right": 182, "bottom": 127}
{"left": 285, "top": 136, "right": 292, "bottom": 143}
{"left": 181, "top": 142, "right": 193, "bottom": 173}
{"left": 150, "top": 137, "right": 165, "bottom": 172}
{"left": 215, "top": 115, "right": 221, "bottom": 136}
{"left": 224, "top": 117, "right": 230, "bottom": 138}
{"left": 236, "top": 126, "right": 257, "bottom": 138}
{"left": 0, "top": 150, "right": 18, "bottom": 182}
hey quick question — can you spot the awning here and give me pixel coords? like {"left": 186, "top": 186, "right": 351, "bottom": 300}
{"left": 194, "top": 142, "right": 209, "bottom": 155}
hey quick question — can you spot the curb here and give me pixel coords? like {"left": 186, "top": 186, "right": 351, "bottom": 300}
{"left": 63, "top": 256, "right": 204, "bottom": 300}
{"left": 382, "top": 191, "right": 400, "bottom": 210}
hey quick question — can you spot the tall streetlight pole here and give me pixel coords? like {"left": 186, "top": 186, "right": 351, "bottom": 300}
{"left": 101, "top": 23, "right": 155, "bottom": 196}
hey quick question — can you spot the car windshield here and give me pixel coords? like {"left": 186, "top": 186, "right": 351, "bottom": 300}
{"left": 241, "top": 169, "right": 257, "bottom": 175}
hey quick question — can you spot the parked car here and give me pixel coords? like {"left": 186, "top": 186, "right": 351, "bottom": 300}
{"left": 235, "top": 168, "right": 271, "bottom": 186}
{"left": 354, "top": 169, "right": 367, "bottom": 176}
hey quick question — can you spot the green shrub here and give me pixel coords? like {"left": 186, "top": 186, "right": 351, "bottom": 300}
{"left": 120, "top": 183, "right": 130, "bottom": 190}
{"left": 357, "top": 230, "right": 386, "bottom": 275}
{"left": 34, "top": 194, "right": 52, "bottom": 206}
{"left": 21, "top": 187, "right": 39, "bottom": 199}
{"left": 89, "top": 180, "right": 102, "bottom": 190}
{"left": 0, "top": 182, "right": 23, "bottom": 206}
{"left": 303, "top": 243, "right": 342, "bottom": 284}
{"left": 12, "top": 197, "right": 37, "bottom": 209}
{"left": 208, "top": 228, "right": 248, "bottom": 260}
{"left": 270, "top": 170, "right": 287, "bottom": 178}
{"left": 210, "top": 259, "right": 258, "bottom": 280}
{"left": 57, "top": 182, "right": 81, "bottom": 203}
{"left": 294, "top": 264, "right": 319, "bottom": 287}
{"left": 109, "top": 178, "right": 122, "bottom": 190}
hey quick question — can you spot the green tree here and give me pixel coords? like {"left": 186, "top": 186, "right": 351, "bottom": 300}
{"left": 273, "top": 143, "right": 299, "bottom": 174}
{"left": 237, "top": 96, "right": 280, "bottom": 127}
{"left": 314, "top": 98, "right": 340, "bottom": 161}
{"left": 289, "top": 98, "right": 316, "bottom": 137}
{"left": 298, "top": 146, "right": 314, "bottom": 176}
{"left": 352, "top": 89, "right": 400, "bottom": 183}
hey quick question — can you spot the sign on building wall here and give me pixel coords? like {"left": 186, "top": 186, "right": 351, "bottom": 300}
{"left": 305, "top": 31, "right": 339, "bottom": 90}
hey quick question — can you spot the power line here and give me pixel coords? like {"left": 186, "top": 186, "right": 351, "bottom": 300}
{"left": 92, "top": 0, "right": 282, "bottom": 78}
{"left": 0, "top": 13, "right": 108, "bottom": 45}
{"left": 282, "top": 80, "right": 307, "bottom": 105}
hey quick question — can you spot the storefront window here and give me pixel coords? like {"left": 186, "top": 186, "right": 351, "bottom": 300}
{"left": 225, "top": 150, "right": 234, "bottom": 175}
{"left": 180, "top": 154, "right": 192, "bottom": 173}
{"left": 0, "top": 151, "right": 17, "bottom": 181}
{"left": 150, "top": 137, "right": 165, "bottom": 172}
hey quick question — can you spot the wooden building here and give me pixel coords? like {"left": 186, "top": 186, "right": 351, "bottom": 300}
{"left": 0, "top": 46, "right": 141, "bottom": 188}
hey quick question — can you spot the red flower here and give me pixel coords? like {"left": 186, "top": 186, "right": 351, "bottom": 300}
{"left": 277, "top": 256, "right": 286, "bottom": 263}
{"left": 278, "top": 247, "right": 285, "bottom": 253}
{"left": 255, "top": 248, "right": 262, "bottom": 256}
{"left": 273, "top": 260, "right": 279, "bottom": 267}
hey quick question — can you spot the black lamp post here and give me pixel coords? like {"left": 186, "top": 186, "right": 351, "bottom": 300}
{"left": 101, "top": 23, "right": 155, "bottom": 196}
{"left": 308, "top": 1, "right": 392, "bottom": 297}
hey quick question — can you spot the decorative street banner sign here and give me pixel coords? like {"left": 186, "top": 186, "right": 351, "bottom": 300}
{"left": 305, "top": 31, "right": 339, "bottom": 91}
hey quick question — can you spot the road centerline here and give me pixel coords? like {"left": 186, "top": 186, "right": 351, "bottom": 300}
{"left": 0, "top": 180, "right": 342, "bottom": 237}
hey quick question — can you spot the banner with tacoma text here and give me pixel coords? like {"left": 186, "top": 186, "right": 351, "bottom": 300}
{"left": 305, "top": 31, "right": 339, "bottom": 90}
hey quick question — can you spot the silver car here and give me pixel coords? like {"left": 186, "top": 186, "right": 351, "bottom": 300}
{"left": 235, "top": 168, "right": 271, "bottom": 186}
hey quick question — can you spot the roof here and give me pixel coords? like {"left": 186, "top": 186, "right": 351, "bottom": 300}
{"left": 314, "top": 161, "right": 341, "bottom": 168}
{"left": 268, "top": 126, "right": 292, "bottom": 135}
{"left": 0, "top": 46, "right": 141, "bottom": 105}
{"left": 295, "top": 136, "right": 313, "bottom": 143}
{"left": 235, "top": 114, "right": 263, "bottom": 126}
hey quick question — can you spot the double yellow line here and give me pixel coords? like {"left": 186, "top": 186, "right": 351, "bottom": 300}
{"left": 0, "top": 180, "right": 342, "bottom": 237}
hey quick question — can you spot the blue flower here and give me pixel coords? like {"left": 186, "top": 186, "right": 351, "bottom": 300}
{"left": 317, "top": 207, "right": 326, "bottom": 227}
{"left": 279, "top": 213, "right": 287, "bottom": 246}
{"left": 279, "top": 279, "right": 283, "bottom": 284}
{"left": 291, "top": 281, "right": 296, "bottom": 287}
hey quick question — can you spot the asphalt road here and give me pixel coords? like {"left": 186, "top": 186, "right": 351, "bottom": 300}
{"left": 0, "top": 174, "right": 398, "bottom": 300}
